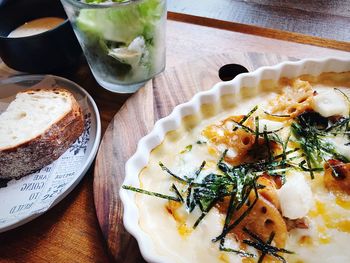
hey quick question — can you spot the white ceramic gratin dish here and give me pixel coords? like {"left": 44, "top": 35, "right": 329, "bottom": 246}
{"left": 120, "top": 57, "right": 350, "bottom": 263}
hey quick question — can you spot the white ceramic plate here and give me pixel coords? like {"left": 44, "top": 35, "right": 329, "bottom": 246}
{"left": 0, "top": 74, "right": 101, "bottom": 232}
{"left": 120, "top": 57, "right": 350, "bottom": 263}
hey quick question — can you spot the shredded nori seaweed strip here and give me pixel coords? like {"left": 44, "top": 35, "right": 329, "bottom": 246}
{"left": 263, "top": 111, "right": 291, "bottom": 118}
{"left": 291, "top": 111, "right": 350, "bottom": 179}
{"left": 213, "top": 182, "right": 259, "bottom": 242}
{"left": 159, "top": 161, "right": 189, "bottom": 183}
{"left": 233, "top": 105, "right": 258, "bottom": 131}
{"left": 263, "top": 125, "right": 273, "bottom": 162}
{"left": 220, "top": 246, "right": 256, "bottom": 258}
{"left": 122, "top": 185, "right": 181, "bottom": 202}
{"left": 243, "top": 227, "right": 294, "bottom": 263}
{"left": 171, "top": 184, "right": 184, "bottom": 203}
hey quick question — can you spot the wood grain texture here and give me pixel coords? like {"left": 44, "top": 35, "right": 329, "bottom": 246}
{"left": 168, "top": 0, "right": 350, "bottom": 42}
{"left": 0, "top": 18, "right": 350, "bottom": 263}
{"left": 167, "top": 12, "right": 350, "bottom": 52}
{"left": 93, "top": 52, "right": 299, "bottom": 262}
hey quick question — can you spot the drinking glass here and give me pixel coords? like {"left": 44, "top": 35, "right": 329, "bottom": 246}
{"left": 61, "top": 0, "right": 166, "bottom": 93}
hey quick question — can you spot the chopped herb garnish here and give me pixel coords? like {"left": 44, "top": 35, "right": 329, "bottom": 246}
{"left": 257, "top": 231, "right": 275, "bottom": 263}
{"left": 243, "top": 228, "right": 294, "bottom": 263}
{"left": 233, "top": 105, "right": 258, "bottom": 131}
{"left": 193, "top": 198, "right": 218, "bottom": 228}
{"left": 263, "top": 125, "right": 273, "bottom": 162}
{"left": 219, "top": 246, "right": 256, "bottom": 258}
{"left": 291, "top": 111, "right": 350, "bottom": 179}
{"left": 180, "top": 144, "right": 193, "bottom": 154}
{"left": 334, "top": 88, "right": 350, "bottom": 106}
{"left": 171, "top": 184, "right": 184, "bottom": 203}
{"left": 325, "top": 117, "right": 350, "bottom": 134}
{"left": 232, "top": 120, "right": 255, "bottom": 133}
{"left": 264, "top": 111, "right": 291, "bottom": 118}
{"left": 213, "top": 181, "right": 259, "bottom": 242}
{"left": 196, "top": 140, "right": 207, "bottom": 145}
{"left": 232, "top": 120, "right": 283, "bottom": 136}
{"left": 159, "top": 162, "right": 189, "bottom": 183}
{"left": 185, "top": 161, "right": 206, "bottom": 212}
{"left": 298, "top": 160, "right": 323, "bottom": 172}
{"left": 122, "top": 185, "right": 181, "bottom": 202}
{"left": 254, "top": 116, "right": 260, "bottom": 146}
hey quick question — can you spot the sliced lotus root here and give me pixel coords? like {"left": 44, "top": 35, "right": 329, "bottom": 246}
{"left": 257, "top": 176, "right": 281, "bottom": 210}
{"left": 324, "top": 159, "right": 350, "bottom": 195}
{"left": 216, "top": 177, "right": 287, "bottom": 248}
{"left": 267, "top": 79, "right": 314, "bottom": 119}
{"left": 232, "top": 195, "right": 287, "bottom": 248}
{"left": 202, "top": 115, "right": 281, "bottom": 165}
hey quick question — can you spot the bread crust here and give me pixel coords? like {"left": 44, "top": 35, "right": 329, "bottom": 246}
{"left": 0, "top": 89, "right": 84, "bottom": 179}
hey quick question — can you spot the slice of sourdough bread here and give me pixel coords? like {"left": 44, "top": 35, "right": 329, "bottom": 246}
{"left": 0, "top": 88, "right": 84, "bottom": 179}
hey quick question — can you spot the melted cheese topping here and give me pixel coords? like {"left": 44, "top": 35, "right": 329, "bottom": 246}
{"left": 135, "top": 72, "right": 350, "bottom": 263}
{"left": 326, "top": 136, "right": 350, "bottom": 160}
{"left": 312, "top": 88, "right": 349, "bottom": 118}
{"left": 278, "top": 172, "right": 313, "bottom": 220}
{"left": 258, "top": 119, "right": 284, "bottom": 133}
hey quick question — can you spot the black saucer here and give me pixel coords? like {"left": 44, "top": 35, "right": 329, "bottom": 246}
{"left": 0, "top": 0, "right": 81, "bottom": 73}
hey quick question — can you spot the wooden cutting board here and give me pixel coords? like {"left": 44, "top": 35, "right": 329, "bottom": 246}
{"left": 93, "top": 52, "right": 296, "bottom": 262}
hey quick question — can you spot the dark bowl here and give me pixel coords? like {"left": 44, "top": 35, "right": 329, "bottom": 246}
{"left": 0, "top": 0, "right": 82, "bottom": 73}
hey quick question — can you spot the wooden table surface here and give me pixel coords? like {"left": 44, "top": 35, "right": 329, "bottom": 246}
{"left": 1, "top": 7, "right": 350, "bottom": 263}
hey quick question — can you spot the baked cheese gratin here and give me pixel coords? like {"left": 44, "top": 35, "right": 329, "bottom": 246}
{"left": 123, "top": 72, "right": 350, "bottom": 263}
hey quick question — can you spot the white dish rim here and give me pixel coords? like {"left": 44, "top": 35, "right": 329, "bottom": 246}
{"left": 120, "top": 57, "right": 350, "bottom": 263}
